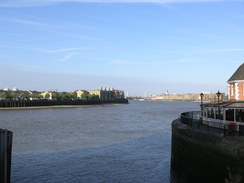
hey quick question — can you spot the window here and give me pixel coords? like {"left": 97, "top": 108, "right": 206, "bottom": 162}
{"left": 231, "top": 84, "right": 234, "bottom": 96}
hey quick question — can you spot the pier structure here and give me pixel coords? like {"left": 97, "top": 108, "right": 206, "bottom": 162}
{"left": 0, "top": 129, "right": 13, "bottom": 183}
{"left": 171, "top": 116, "right": 244, "bottom": 183}
{"left": 171, "top": 63, "right": 244, "bottom": 183}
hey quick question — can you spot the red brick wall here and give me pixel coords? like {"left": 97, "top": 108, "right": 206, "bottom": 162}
{"left": 229, "top": 82, "right": 244, "bottom": 101}
{"left": 238, "top": 82, "right": 244, "bottom": 100}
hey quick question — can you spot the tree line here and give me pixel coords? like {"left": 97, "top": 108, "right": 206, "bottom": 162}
{"left": 0, "top": 92, "right": 99, "bottom": 100}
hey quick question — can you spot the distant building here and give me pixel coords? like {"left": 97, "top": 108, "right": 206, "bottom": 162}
{"left": 41, "top": 91, "right": 53, "bottom": 99}
{"left": 3, "top": 88, "right": 9, "bottom": 91}
{"left": 227, "top": 63, "right": 244, "bottom": 101}
{"left": 88, "top": 87, "right": 125, "bottom": 101}
{"left": 76, "top": 90, "right": 89, "bottom": 98}
{"left": 12, "top": 87, "right": 18, "bottom": 91}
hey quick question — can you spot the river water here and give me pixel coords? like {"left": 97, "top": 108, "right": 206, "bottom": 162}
{"left": 0, "top": 100, "right": 199, "bottom": 183}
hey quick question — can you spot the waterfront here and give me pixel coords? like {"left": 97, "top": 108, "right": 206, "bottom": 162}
{"left": 0, "top": 101, "right": 199, "bottom": 183}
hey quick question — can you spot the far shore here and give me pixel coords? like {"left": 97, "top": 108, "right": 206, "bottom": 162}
{"left": 0, "top": 103, "right": 123, "bottom": 111}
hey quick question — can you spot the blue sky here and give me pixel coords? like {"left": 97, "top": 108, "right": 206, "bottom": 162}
{"left": 0, "top": 0, "right": 243, "bottom": 96}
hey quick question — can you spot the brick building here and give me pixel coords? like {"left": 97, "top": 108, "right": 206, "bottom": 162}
{"left": 228, "top": 63, "right": 244, "bottom": 101}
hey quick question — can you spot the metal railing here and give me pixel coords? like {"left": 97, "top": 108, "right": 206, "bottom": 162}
{"left": 0, "top": 129, "right": 13, "bottom": 183}
{"left": 180, "top": 111, "right": 244, "bottom": 137}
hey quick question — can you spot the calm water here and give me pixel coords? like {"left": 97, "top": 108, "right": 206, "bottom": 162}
{"left": 0, "top": 100, "right": 199, "bottom": 183}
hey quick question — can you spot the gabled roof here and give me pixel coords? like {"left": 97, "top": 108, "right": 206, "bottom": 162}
{"left": 202, "top": 101, "right": 244, "bottom": 109}
{"left": 228, "top": 63, "right": 244, "bottom": 83}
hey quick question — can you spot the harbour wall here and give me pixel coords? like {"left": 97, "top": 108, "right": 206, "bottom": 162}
{"left": 171, "top": 119, "right": 244, "bottom": 183}
{"left": 0, "top": 98, "right": 128, "bottom": 108}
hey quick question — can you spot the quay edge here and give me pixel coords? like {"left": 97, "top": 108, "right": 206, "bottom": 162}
{"left": 171, "top": 118, "right": 244, "bottom": 183}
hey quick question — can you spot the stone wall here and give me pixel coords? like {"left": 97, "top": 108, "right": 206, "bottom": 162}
{"left": 171, "top": 119, "right": 244, "bottom": 183}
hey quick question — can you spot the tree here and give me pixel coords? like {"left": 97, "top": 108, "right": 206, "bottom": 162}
{"left": 29, "top": 93, "right": 38, "bottom": 98}
{"left": 19, "top": 92, "right": 26, "bottom": 99}
{"left": 71, "top": 92, "right": 77, "bottom": 99}
{"left": 92, "top": 94, "right": 99, "bottom": 99}
{"left": 45, "top": 93, "right": 50, "bottom": 99}
{"left": 59, "top": 92, "right": 66, "bottom": 99}
{"left": 80, "top": 93, "right": 89, "bottom": 99}
{"left": 52, "top": 92, "right": 58, "bottom": 99}
{"left": 0, "top": 92, "right": 7, "bottom": 99}
{"left": 10, "top": 93, "right": 17, "bottom": 99}
{"left": 65, "top": 93, "right": 71, "bottom": 99}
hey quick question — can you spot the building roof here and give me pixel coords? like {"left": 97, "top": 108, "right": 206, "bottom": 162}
{"left": 202, "top": 101, "right": 244, "bottom": 109}
{"left": 228, "top": 63, "right": 244, "bottom": 83}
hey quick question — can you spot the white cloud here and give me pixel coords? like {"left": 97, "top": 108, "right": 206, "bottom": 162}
{"left": 108, "top": 58, "right": 197, "bottom": 66}
{"left": 213, "top": 48, "right": 244, "bottom": 52}
{"left": 0, "top": 0, "right": 241, "bottom": 8}
{"left": 40, "top": 47, "right": 89, "bottom": 53}
{"left": 109, "top": 59, "right": 136, "bottom": 64}
{"left": 59, "top": 52, "right": 77, "bottom": 62}
{"left": 0, "top": 45, "right": 89, "bottom": 53}
{"left": 6, "top": 18, "right": 51, "bottom": 27}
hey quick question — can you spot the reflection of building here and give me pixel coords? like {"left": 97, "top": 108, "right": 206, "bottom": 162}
{"left": 228, "top": 63, "right": 244, "bottom": 101}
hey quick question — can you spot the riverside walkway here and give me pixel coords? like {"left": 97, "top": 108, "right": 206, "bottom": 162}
{"left": 180, "top": 111, "right": 244, "bottom": 137}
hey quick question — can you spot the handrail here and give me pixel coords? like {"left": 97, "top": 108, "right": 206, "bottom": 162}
{"left": 180, "top": 111, "right": 244, "bottom": 137}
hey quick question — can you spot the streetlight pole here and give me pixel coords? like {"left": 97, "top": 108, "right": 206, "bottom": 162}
{"left": 216, "top": 91, "right": 221, "bottom": 119}
{"left": 200, "top": 93, "right": 204, "bottom": 116}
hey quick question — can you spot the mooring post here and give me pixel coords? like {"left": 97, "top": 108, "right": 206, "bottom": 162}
{"left": 0, "top": 129, "right": 13, "bottom": 183}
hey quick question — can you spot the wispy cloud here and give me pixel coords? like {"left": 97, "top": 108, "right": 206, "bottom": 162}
{"left": 0, "top": 54, "right": 11, "bottom": 58}
{"left": 0, "top": 45, "right": 89, "bottom": 53}
{"left": 40, "top": 47, "right": 89, "bottom": 53}
{"left": 0, "top": 0, "right": 241, "bottom": 8}
{"left": 4, "top": 18, "right": 51, "bottom": 27}
{"left": 109, "top": 59, "right": 136, "bottom": 64}
{"left": 108, "top": 58, "right": 197, "bottom": 66}
{"left": 59, "top": 52, "right": 77, "bottom": 62}
{"left": 0, "top": 17, "right": 97, "bottom": 40}
{"left": 213, "top": 48, "right": 244, "bottom": 52}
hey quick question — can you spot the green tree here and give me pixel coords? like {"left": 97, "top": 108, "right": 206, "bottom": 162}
{"left": 80, "top": 93, "right": 89, "bottom": 99}
{"left": 92, "top": 94, "right": 99, "bottom": 99}
{"left": 10, "top": 93, "right": 17, "bottom": 99}
{"left": 0, "top": 92, "right": 7, "bottom": 99}
{"left": 52, "top": 92, "right": 58, "bottom": 99}
{"left": 45, "top": 93, "right": 50, "bottom": 99}
{"left": 59, "top": 92, "right": 66, "bottom": 99}
{"left": 65, "top": 93, "right": 71, "bottom": 99}
{"left": 29, "top": 93, "right": 37, "bottom": 98}
{"left": 71, "top": 92, "right": 77, "bottom": 99}
{"left": 19, "top": 92, "right": 26, "bottom": 99}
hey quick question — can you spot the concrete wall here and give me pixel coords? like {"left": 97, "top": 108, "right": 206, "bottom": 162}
{"left": 150, "top": 93, "right": 226, "bottom": 101}
{"left": 171, "top": 119, "right": 244, "bottom": 183}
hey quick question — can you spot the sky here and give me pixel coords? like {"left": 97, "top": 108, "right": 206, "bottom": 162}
{"left": 0, "top": 0, "right": 243, "bottom": 96}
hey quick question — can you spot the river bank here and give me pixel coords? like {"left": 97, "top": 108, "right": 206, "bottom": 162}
{"left": 0, "top": 98, "right": 129, "bottom": 109}
{"left": 0, "top": 103, "right": 123, "bottom": 111}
